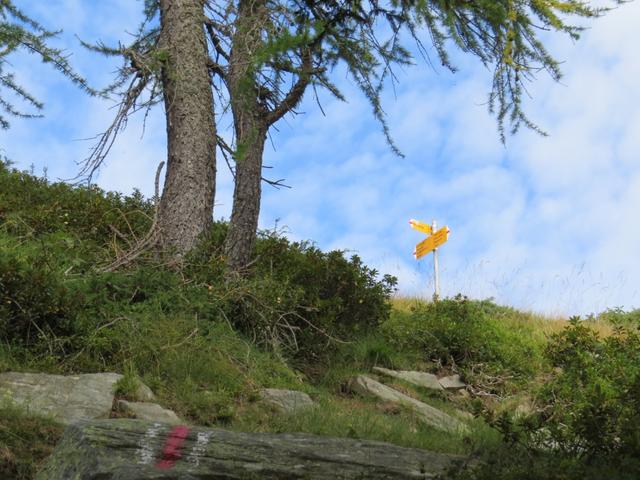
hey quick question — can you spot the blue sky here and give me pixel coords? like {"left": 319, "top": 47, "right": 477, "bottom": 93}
{"left": 2, "top": 1, "right": 639, "bottom": 316}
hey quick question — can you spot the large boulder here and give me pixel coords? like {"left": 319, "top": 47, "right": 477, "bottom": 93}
{"left": 0, "top": 372, "right": 122, "bottom": 424}
{"left": 351, "top": 375, "right": 467, "bottom": 434}
{"left": 36, "top": 419, "right": 463, "bottom": 479}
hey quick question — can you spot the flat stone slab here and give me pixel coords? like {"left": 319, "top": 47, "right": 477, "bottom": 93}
{"left": 0, "top": 372, "right": 122, "bottom": 425}
{"left": 373, "top": 367, "right": 443, "bottom": 391}
{"left": 438, "top": 374, "right": 466, "bottom": 390}
{"left": 117, "top": 400, "right": 182, "bottom": 425}
{"left": 259, "top": 388, "right": 315, "bottom": 413}
{"left": 352, "top": 375, "right": 467, "bottom": 434}
{"left": 36, "top": 419, "right": 463, "bottom": 479}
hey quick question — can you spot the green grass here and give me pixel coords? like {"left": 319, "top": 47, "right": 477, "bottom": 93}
{"left": 0, "top": 400, "right": 63, "bottom": 480}
{"left": 233, "top": 393, "right": 498, "bottom": 455}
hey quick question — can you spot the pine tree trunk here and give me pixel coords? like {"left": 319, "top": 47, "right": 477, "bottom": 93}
{"left": 224, "top": 0, "right": 268, "bottom": 273}
{"left": 224, "top": 119, "right": 266, "bottom": 272}
{"left": 156, "top": 0, "right": 216, "bottom": 257}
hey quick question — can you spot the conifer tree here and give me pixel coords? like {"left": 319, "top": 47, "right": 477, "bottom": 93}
{"left": 218, "top": 0, "right": 619, "bottom": 272}
{"left": 82, "top": 0, "right": 619, "bottom": 269}
{"left": 0, "top": 0, "right": 91, "bottom": 129}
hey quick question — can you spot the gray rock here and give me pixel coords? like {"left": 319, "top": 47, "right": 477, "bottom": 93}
{"left": 438, "top": 374, "right": 466, "bottom": 390}
{"left": 36, "top": 419, "right": 464, "bottom": 479}
{"left": 351, "top": 375, "right": 467, "bottom": 434}
{"left": 0, "top": 372, "right": 122, "bottom": 425}
{"left": 117, "top": 400, "right": 182, "bottom": 425}
{"left": 373, "top": 367, "right": 443, "bottom": 391}
{"left": 259, "top": 388, "right": 314, "bottom": 414}
{"left": 132, "top": 382, "right": 156, "bottom": 402}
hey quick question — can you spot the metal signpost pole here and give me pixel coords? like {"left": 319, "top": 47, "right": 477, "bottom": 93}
{"left": 410, "top": 218, "right": 448, "bottom": 303}
{"left": 432, "top": 220, "right": 439, "bottom": 302}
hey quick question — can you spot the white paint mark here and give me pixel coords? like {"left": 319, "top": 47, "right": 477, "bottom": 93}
{"left": 186, "top": 431, "right": 211, "bottom": 467}
{"left": 137, "top": 423, "right": 164, "bottom": 465}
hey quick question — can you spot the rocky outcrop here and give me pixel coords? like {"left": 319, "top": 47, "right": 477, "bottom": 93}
{"left": 259, "top": 388, "right": 315, "bottom": 414}
{"left": 0, "top": 372, "right": 122, "bottom": 424}
{"left": 36, "top": 419, "right": 463, "bottom": 479}
{"left": 351, "top": 375, "right": 467, "bottom": 434}
{"left": 130, "top": 381, "right": 156, "bottom": 402}
{"left": 372, "top": 367, "right": 467, "bottom": 391}
{"left": 438, "top": 374, "right": 466, "bottom": 390}
{"left": 116, "top": 400, "right": 182, "bottom": 425}
{"left": 372, "top": 367, "right": 443, "bottom": 391}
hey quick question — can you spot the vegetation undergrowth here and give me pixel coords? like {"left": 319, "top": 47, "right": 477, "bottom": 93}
{"left": 0, "top": 399, "right": 63, "bottom": 480}
{"left": 2, "top": 159, "right": 640, "bottom": 479}
{"left": 382, "top": 295, "right": 548, "bottom": 396}
{"left": 457, "top": 316, "right": 640, "bottom": 479}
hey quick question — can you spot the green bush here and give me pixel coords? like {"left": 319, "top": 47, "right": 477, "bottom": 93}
{"left": 538, "top": 317, "right": 640, "bottom": 458}
{"left": 381, "top": 296, "right": 542, "bottom": 383}
{"left": 0, "top": 250, "right": 81, "bottom": 346}
{"left": 0, "top": 160, "right": 397, "bottom": 372}
{"left": 0, "top": 159, "right": 398, "bottom": 430}
{"left": 188, "top": 226, "right": 398, "bottom": 362}
{"left": 461, "top": 317, "right": 640, "bottom": 480}
{"left": 0, "top": 158, "right": 153, "bottom": 265}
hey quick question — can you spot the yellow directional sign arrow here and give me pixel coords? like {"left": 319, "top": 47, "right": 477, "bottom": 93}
{"left": 413, "top": 226, "right": 450, "bottom": 259}
{"left": 409, "top": 218, "right": 432, "bottom": 235}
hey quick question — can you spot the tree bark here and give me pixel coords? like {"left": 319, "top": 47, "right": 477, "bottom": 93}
{"left": 156, "top": 0, "right": 216, "bottom": 257}
{"left": 224, "top": 119, "right": 267, "bottom": 272}
{"left": 224, "top": 0, "right": 268, "bottom": 273}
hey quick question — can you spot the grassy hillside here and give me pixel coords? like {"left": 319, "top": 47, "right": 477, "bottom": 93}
{"left": 1, "top": 158, "right": 639, "bottom": 479}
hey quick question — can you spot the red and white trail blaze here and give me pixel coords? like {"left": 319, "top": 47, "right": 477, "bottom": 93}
{"left": 137, "top": 424, "right": 212, "bottom": 470}
{"left": 155, "top": 425, "right": 191, "bottom": 470}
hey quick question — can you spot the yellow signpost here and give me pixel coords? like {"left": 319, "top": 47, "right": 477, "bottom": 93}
{"left": 410, "top": 219, "right": 450, "bottom": 301}
{"left": 413, "top": 226, "right": 449, "bottom": 259}
{"left": 409, "top": 219, "right": 433, "bottom": 235}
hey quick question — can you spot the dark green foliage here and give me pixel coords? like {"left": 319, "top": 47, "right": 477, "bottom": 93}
{"left": 252, "top": 233, "right": 396, "bottom": 346}
{"left": 0, "top": 159, "right": 395, "bottom": 365}
{"left": 183, "top": 225, "right": 397, "bottom": 362}
{"left": 0, "top": 250, "right": 81, "bottom": 346}
{"left": 381, "top": 295, "right": 542, "bottom": 383}
{"left": 458, "top": 317, "right": 640, "bottom": 479}
{"left": 539, "top": 317, "right": 640, "bottom": 458}
{"left": 0, "top": 159, "right": 153, "bottom": 248}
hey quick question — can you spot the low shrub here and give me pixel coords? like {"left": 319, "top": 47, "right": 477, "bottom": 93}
{"left": 537, "top": 317, "right": 640, "bottom": 458}
{"left": 0, "top": 160, "right": 397, "bottom": 368}
{"left": 380, "top": 296, "right": 543, "bottom": 386}
{"left": 459, "top": 317, "right": 640, "bottom": 479}
{"left": 0, "top": 158, "right": 153, "bottom": 249}
{"left": 188, "top": 226, "right": 398, "bottom": 363}
{"left": 0, "top": 248, "right": 81, "bottom": 347}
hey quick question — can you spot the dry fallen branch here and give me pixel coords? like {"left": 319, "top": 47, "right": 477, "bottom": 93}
{"left": 99, "top": 161, "right": 164, "bottom": 272}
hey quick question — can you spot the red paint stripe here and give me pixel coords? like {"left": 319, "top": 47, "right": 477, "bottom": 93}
{"left": 155, "top": 425, "right": 190, "bottom": 470}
